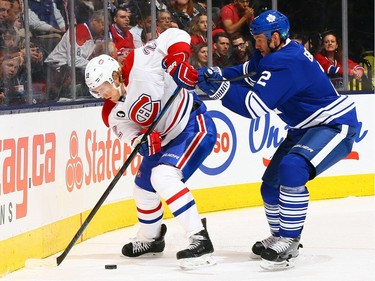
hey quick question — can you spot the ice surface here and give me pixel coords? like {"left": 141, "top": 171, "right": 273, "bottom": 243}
{"left": 3, "top": 196, "right": 374, "bottom": 281}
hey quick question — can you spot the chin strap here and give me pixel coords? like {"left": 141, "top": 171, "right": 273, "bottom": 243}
{"left": 115, "top": 84, "right": 125, "bottom": 100}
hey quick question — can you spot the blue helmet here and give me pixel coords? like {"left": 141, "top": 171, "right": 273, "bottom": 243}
{"left": 250, "top": 10, "right": 290, "bottom": 40}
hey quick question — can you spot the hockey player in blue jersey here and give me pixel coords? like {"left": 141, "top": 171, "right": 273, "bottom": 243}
{"left": 196, "top": 10, "right": 358, "bottom": 270}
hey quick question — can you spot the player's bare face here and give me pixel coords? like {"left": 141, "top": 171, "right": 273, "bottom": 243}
{"left": 91, "top": 82, "right": 119, "bottom": 102}
{"left": 253, "top": 34, "right": 271, "bottom": 56}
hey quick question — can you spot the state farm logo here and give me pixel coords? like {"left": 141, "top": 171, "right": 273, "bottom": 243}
{"left": 66, "top": 131, "right": 83, "bottom": 191}
{"left": 64, "top": 129, "right": 141, "bottom": 192}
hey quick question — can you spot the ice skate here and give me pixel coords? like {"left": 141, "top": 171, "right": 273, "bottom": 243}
{"left": 122, "top": 224, "right": 167, "bottom": 257}
{"left": 250, "top": 235, "right": 279, "bottom": 259}
{"left": 176, "top": 228, "right": 216, "bottom": 269}
{"left": 260, "top": 236, "right": 303, "bottom": 270}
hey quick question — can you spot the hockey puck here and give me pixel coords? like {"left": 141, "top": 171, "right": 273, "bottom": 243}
{"left": 105, "top": 264, "right": 117, "bottom": 270}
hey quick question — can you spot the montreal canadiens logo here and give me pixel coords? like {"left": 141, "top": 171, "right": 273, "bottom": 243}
{"left": 129, "top": 94, "right": 161, "bottom": 126}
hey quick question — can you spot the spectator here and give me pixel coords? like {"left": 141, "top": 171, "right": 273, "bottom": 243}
{"left": 44, "top": 9, "right": 106, "bottom": 101}
{"left": 216, "top": 0, "right": 254, "bottom": 40}
{"left": 229, "top": 32, "right": 253, "bottom": 65}
{"left": 213, "top": 31, "right": 231, "bottom": 67}
{"left": 130, "top": 10, "right": 152, "bottom": 48}
{"left": 315, "top": 31, "right": 365, "bottom": 90}
{"left": 189, "top": 42, "right": 208, "bottom": 68}
{"left": 156, "top": 9, "right": 175, "bottom": 34}
{"left": 109, "top": 6, "right": 135, "bottom": 59}
{"left": 169, "top": 0, "right": 201, "bottom": 31}
{"left": 8, "top": 0, "right": 24, "bottom": 46}
{"left": 28, "top": 0, "right": 66, "bottom": 36}
{"left": 0, "top": 0, "right": 11, "bottom": 24}
{"left": 188, "top": 13, "right": 208, "bottom": 52}
{"left": 0, "top": 23, "right": 45, "bottom": 84}
{"left": 0, "top": 50, "right": 26, "bottom": 106}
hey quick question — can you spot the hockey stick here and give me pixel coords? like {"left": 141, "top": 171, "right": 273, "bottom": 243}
{"left": 206, "top": 71, "right": 256, "bottom": 83}
{"left": 25, "top": 85, "right": 182, "bottom": 268}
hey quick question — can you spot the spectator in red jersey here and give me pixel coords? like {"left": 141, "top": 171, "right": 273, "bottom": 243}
{"left": 44, "top": 9, "right": 106, "bottom": 101}
{"left": 216, "top": 0, "right": 254, "bottom": 40}
{"left": 109, "top": 6, "right": 135, "bottom": 59}
{"left": 315, "top": 31, "right": 365, "bottom": 90}
{"left": 188, "top": 13, "right": 207, "bottom": 52}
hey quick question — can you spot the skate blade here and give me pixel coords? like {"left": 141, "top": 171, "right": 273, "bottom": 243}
{"left": 123, "top": 252, "right": 164, "bottom": 258}
{"left": 260, "top": 257, "right": 296, "bottom": 271}
{"left": 178, "top": 254, "right": 216, "bottom": 270}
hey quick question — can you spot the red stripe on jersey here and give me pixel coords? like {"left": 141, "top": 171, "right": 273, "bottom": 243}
{"left": 122, "top": 50, "right": 134, "bottom": 86}
{"left": 102, "top": 99, "right": 116, "bottom": 127}
{"left": 75, "top": 23, "right": 92, "bottom": 46}
{"left": 166, "top": 187, "right": 189, "bottom": 205}
{"left": 177, "top": 114, "right": 207, "bottom": 168}
{"left": 137, "top": 202, "right": 163, "bottom": 214}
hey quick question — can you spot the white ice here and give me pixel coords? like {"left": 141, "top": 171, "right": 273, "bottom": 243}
{"left": 3, "top": 196, "right": 375, "bottom": 281}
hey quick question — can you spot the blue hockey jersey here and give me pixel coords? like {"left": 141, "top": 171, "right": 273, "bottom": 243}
{"left": 220, "top": 39, "right": 358, "bottom": 129}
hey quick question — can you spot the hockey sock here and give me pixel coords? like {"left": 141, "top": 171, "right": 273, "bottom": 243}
{"left": 279, "top": 185, "right": 309, "bottom": 238}
{"left": 151, "top": 165, "right": 204, "bottom": 237}
{"left": 261, "top": 182, "right": 280, "bottom": 236}
{"left": 133, "top": 185, "right": 164, "bottom": 240}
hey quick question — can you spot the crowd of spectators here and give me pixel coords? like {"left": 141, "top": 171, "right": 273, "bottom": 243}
{"left": 0, "top": 0, "right": 373, "bottom": 107}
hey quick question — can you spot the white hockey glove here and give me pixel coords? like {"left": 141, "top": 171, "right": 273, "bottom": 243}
{"left": 197, "top": 67, "right": 230, "bottom": 100}
{"left": 132, "top": 129, "right": 162, "bottom": 156}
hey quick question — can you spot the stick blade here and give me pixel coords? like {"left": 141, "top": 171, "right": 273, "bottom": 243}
{"left": 25, "top": 258, "right": 58, "bottom": 269}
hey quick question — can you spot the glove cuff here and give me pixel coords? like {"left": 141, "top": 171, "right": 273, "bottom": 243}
{"left": 210, "top": 80, "right": 230, "bottom": 100}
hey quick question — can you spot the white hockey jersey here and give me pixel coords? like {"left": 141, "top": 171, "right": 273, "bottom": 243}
{"left": 108, "top": 28, "right": 194, "bottom": 146}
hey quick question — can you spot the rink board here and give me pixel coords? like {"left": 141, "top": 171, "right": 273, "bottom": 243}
{"left": 0, "top": 95, "right": 374, "bottom": 275}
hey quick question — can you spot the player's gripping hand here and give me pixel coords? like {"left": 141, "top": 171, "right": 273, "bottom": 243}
{"left": 162, "top": 52, "right": 198, "bottom": 90}
{"left": 197, "top": 67, "right": 230, "bottom": 100}
{"left": 132, "top": 129, "right": 162, "bottom": 156}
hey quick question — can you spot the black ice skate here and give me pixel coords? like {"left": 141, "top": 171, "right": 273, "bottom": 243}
{"left": 260, "top": 236, "right": 303, "bottom": 270}
{"left": 251, "top": 235, "right": 279, "bottom": 258}
{"left": 176, "top": 220, "right": 216, "bottom": 269}
{"left": 122, "top": 224, "right": 167, "bottom": 257}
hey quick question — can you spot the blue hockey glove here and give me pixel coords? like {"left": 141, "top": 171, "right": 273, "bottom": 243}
{"left": 162, "top": 52, "right": 198, "bottom": 90}
{"left": 132, "top": 129, "right": 162, "bottom": 156}
{"left": 197, "top": 67, "right": 230, "bottom": 100}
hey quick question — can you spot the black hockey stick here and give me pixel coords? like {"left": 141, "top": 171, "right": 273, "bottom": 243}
{"left": 206, "top": 71, "right": 257, "bottom": 83}
{"left": 25, "top": 86, "right": 182, "bottom": 268}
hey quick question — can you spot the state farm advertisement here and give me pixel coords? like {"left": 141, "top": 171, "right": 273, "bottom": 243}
{"left": 0, "top": 95, "right": 373, "bottom": 240}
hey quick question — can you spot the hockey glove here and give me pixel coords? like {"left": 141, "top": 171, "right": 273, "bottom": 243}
{"left": 162, "top": 52, "right": 198, "bottom": 90}
{"left": 197, "top": 67, "right": 230, "bottom": 100}
{"left": 132, "top": 129, "right": 162, "bottom": 156}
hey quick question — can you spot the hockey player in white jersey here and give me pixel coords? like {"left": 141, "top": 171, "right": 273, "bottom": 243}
{"left": 85, "top": 28, "right": 217, "bottom": 269}
{"left": 197, "top": 10, "right": 358, "bottom": 270}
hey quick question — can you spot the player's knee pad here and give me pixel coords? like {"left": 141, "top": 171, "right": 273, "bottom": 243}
{"left": 279, "top": 153, "right": 313, "bottom": 187}
{"left": 260, "top": 182, "right": 280, "bottom": 205}
{"left": 150, "top": 164, "right": 183, "bottom": 193}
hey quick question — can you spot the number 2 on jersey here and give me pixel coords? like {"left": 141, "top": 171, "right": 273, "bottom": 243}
{"left": 257, "top": 71, "right": 271, "bottom": 86}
